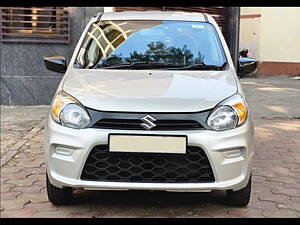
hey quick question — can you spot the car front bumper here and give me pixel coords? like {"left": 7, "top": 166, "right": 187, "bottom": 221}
{"left": 44, "top": 113, "right": 254, "bottom": 192}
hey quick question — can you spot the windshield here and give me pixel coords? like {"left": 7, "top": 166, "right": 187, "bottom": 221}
{"left": 75, "top": 20, "right": 227, "bottom": 70}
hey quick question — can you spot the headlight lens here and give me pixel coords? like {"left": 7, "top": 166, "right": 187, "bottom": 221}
{"left": 60, "top": 104, "right": 91, "bottom": 128}
{"left": 207, "top": 105, "right": 238, "bottom": 131}
{"left": 51, "top": 91, "right": 91, "bottom": 129}
{"left": 207, "top": 94, "right": 248, "bottom": 131}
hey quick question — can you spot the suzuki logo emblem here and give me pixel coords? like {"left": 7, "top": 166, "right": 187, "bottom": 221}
{"left": 140, "top": 115, "right": 157, "bottom": 130}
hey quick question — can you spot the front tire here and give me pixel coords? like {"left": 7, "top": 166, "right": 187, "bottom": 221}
{"left": 46, "top": 173, "right": 73, "bottom": 206}
{"left": 225, "top": 174, "right": 252, "bottom": 206}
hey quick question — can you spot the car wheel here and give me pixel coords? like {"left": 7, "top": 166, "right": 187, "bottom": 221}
{"left": 225, "top": 174, "right": 252, "bottom": 206}
{"left": 46, "top": 173, "right": 73, "bottom": 206}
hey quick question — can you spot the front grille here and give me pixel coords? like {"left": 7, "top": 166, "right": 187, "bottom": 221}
{"left": 81, "top": 145, "right": 215, "bottom": 183}
{"left": 92, "top": 119, "right": 203, "bottom": 130}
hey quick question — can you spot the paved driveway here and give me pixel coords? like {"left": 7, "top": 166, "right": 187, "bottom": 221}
{"left": 1, "top": 76, "right": 299, "bottom": 217}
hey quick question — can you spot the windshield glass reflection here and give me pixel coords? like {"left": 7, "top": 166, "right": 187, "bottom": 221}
{"left": 76, "top": 20, "right": 227, "bottom": 70}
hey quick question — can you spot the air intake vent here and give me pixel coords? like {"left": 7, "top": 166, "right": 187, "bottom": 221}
{"left": 93, "top": 119, "right": 203, "bottom": 130}
{"left": 81, "top": 145, "right": 215, "bottom": 183}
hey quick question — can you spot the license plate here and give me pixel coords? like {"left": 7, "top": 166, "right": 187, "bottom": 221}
{"left": 109, "top": 134, "right": 187, "bottom": 154}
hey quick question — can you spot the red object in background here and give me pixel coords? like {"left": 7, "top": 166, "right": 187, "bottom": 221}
{"left": 240, "top": 49, "right": 249, "bottom": 57}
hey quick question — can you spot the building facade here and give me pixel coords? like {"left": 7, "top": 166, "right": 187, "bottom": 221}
{"left": 0, "top": 7, "right": 104, "bottom": 105}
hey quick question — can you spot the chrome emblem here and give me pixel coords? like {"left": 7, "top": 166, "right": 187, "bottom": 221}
{"left": 140, "top": 115, "right": 157, "bottom": 130}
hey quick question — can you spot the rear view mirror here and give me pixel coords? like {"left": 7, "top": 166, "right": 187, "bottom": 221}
{"left": 237, "top": 58, "right": 257, "bottom": 78}
{"left": 44, "top": 56, "right": 67, "bottom": 74}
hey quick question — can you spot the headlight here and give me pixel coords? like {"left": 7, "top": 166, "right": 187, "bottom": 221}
{"left": 207, "top": 94, "right": 248, "bottom": 131}
{"left": 51, "top": 90, "right": 91, "bottom": 129}
{"left": 207, "top": 105, "right": 238, "bottom": 131}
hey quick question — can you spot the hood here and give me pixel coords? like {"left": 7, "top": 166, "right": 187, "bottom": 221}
{"left": 62, "top": 68, "right": 237, "bottom": 112}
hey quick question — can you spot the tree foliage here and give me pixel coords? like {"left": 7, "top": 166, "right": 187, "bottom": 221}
{"left": 101, "top": 41, "right": 205, "bottom": 66}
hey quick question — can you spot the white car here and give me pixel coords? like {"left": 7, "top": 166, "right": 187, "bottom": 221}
{"left": 44, "top": 11, "right": 255, "bottom": 206}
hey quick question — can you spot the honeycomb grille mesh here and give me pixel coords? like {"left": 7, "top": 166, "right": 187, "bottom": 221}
{"left": 81, "top": 145, "right": 215, "bottom": 183}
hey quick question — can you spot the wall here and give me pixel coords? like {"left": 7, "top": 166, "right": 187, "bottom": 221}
{"left": 260, "top": 7, "right": 300, "bottom": 63}
{"left": 0, "top": 7, "right": 104, "bottom": 105}
{"left": 240, "top": 7, "right": 300, "bottom": 75}
{"left": 239, "top": 8, "right": 261, "bottom": 60}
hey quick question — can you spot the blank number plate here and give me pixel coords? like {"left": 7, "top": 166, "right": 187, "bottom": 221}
{"left": 109, "top": 135, "right": 187, "bottom": 154}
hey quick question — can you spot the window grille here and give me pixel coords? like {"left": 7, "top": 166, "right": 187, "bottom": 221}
{"left": 0, "top": 7, "right": 70, "bottom": 43}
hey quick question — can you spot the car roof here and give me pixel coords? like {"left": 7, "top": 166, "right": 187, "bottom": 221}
{"left": 100, "top": 10, "right": 207, "bottom": 22}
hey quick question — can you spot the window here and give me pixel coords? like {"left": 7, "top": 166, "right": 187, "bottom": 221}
{"left": 75, "top": 20, "right": 227, "bottom": 70}
{"left": 0, "top": 7, "right": 69, "bottom": 43}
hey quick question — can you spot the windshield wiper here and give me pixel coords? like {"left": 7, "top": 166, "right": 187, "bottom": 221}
{"left": 166, "top": 62, "right": 227, "bottom": 71}
{"left": 96, "top": 62, "right": 183, "bottom": 70}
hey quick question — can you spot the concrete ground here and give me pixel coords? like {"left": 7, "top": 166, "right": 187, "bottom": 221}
{"left": 0, "top": 75, "right": 299, "bottom": 218}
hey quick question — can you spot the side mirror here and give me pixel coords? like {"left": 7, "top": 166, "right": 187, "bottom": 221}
{"left": 237, "top": 57, "right": 257, "bottom": 78}
{"left": 239, "top": 49, "right": 249, "bottom": 58}
{"left": 44, "top": 56, "right": 67, "bottom": 73}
